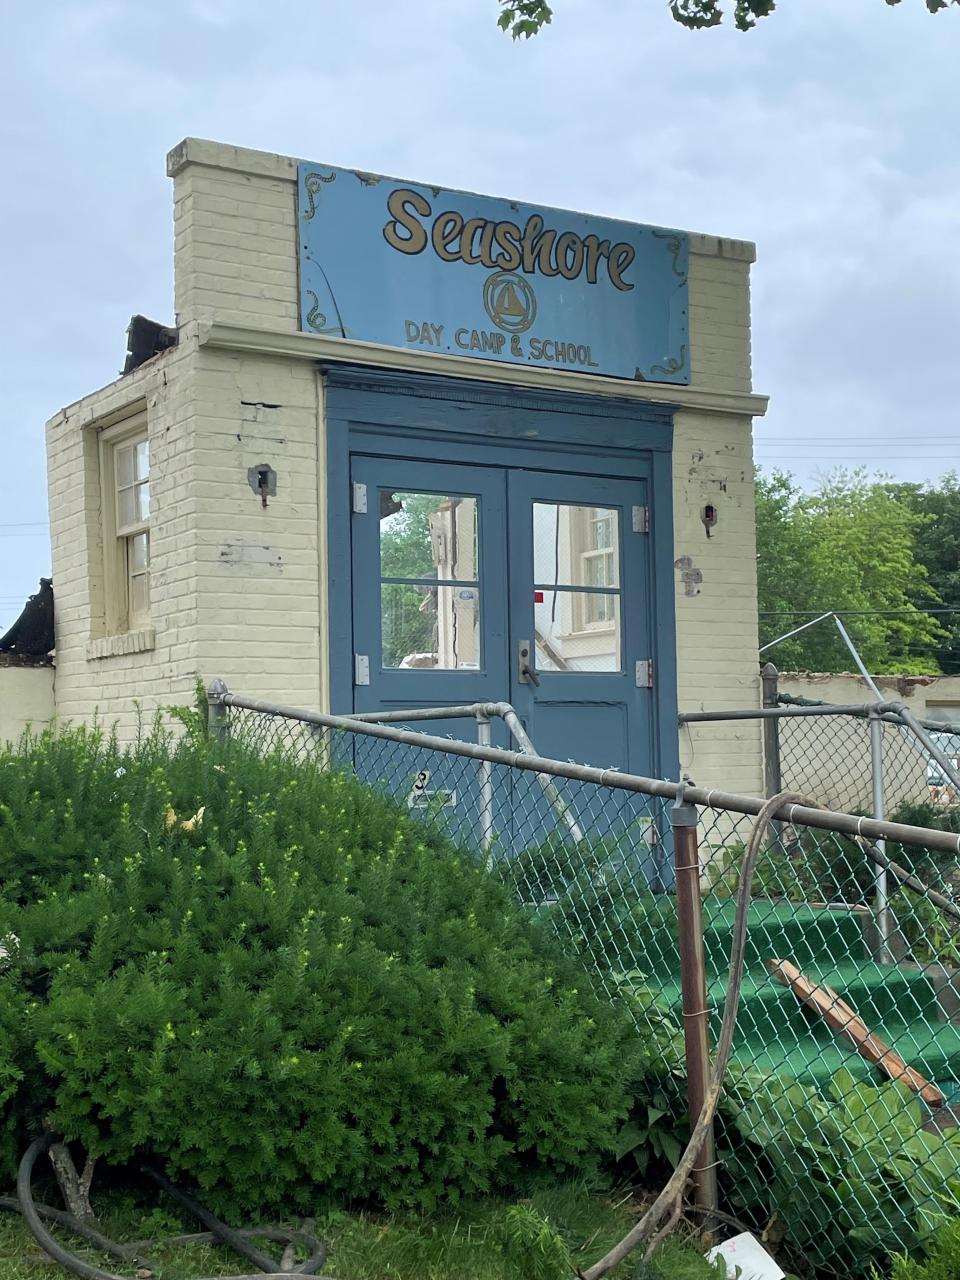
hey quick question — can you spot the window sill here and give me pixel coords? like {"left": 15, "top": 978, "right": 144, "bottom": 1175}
{"left": 560, "top": 625, "right": 618, "bottom": 640}
{"left": 86, "top": 628, "right": 156, "bottom": 660}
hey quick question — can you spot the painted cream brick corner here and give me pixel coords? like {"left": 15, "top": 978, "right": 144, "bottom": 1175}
{"left": 46, "top": 341, "right": 200, "bottom": 738}
{"left": 46, "top": 138, "right": 766, "bottom": 783}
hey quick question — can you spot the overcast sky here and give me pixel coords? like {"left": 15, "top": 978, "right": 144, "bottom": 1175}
{"left": 1, "top": 0, "right": 958, "bottom": 631}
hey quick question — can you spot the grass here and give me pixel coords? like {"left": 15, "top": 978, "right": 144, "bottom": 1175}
{"left": 0, "top": 1182, "right": 714, "bottom": 1280}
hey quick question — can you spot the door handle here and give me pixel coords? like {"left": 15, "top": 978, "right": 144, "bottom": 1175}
{"left": 518, "top": 640, "right": 541, "bottom": 687}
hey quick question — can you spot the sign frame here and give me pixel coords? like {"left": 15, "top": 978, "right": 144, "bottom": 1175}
{"left": 297, "top": 162, "right": 689, "bottom": 385}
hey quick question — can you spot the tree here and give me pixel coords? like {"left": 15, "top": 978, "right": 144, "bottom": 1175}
{"left": 379, "top": 493, "right": 441, "bottom": 666}
{"left": 498, "top": 0, "right": 958, "bottom": 39}
{"left": 887, "top": 473, "right": 960, "bottom": 675}
{"left": 755, "top": 469, "right": 945, "bottom": 673}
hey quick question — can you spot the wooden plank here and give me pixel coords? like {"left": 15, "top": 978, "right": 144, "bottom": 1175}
{"left": 768, "top": 959, "right": 945, "bottom": 1107}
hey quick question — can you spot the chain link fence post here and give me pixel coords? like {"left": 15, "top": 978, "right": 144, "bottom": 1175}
{"left": 671, "top": 785, "right": 718, "bottom": 1224}
{"left": 869, "top": 707, "right": 891, "bottom": 963}
{"left": 760, "top": 663, "right": 782, "bottom": 799}
{"left": 206, "top": 677, "right": 230, "bottom": 744}
{"left": 476, "top": 709, "right": 495, "bottom": 866}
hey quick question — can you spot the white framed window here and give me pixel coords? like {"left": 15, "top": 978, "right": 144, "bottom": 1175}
{"left": 99, "top": 417, "right": 151, "bottom": 634}
{"left": 579, "top": 509, "right": 616, "bottom": 628}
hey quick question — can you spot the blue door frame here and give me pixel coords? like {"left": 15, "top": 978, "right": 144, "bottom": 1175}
{"left": 324, "top": 365, "right": 679, "bottom": 782}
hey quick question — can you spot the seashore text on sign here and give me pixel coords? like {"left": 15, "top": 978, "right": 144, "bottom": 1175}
{"left": 297, "top": 161, "right": 689, "bottom": 384}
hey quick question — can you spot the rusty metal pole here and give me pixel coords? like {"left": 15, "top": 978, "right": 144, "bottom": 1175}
{"left": 671, "top": 786, "right": 719, "bottom": 1223}
{"left": 760, "top": 663, "right": 782, "bottom": 799}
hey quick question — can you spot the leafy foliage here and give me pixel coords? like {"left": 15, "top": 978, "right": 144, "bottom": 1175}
{"left": 379, "top": 493, "right": 442, "bottom": 666}
{"left": 634, "top": 1237, "right": 727, "bottom": 1279}
{"left": 890, "top": 473, "right": 960, "bottom": 675}
{"left": 497, "top": 0, "right": 959, "bottom": 38}
{"left": 701, "top": 837, "right": 815, "bottom": 902}
{"left": 756, "top": 469, "right": 944, "bottom": 674}
{"left": 0, "top": 720, "right": 652, "bottom": 1215}
{"left": 502, "top": 1203, "right": 572, "bottom": 1280}
{"left": 886, "top": 1214, "right": 960, "bottom": 1280}
{"left": 722, "top": 1067, "right": 960, "bottom": 1275}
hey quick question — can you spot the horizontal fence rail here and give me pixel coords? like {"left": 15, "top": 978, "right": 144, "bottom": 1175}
{"left": 220, "top": 692, "right": 960, "bottom": 857}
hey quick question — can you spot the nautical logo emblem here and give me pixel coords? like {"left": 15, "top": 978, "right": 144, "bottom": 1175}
{"left": 483, "top": 270, "right": 537, "bottom": 334}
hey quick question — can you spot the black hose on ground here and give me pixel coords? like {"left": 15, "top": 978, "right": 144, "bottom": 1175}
{"left": 8, "top": 1132, "right": 330, "bottom": 1280}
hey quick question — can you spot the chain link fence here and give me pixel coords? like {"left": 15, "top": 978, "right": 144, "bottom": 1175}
{"left": 775, "top": 702, "right": 960, "bottom": 819}
{"left": 211, "top": 685, "right": 960, "bottom": 1277}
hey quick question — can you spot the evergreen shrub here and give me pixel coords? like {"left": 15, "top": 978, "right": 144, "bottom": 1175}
{"left": 0, "top": 713, "right": 649, "bottom": 1216}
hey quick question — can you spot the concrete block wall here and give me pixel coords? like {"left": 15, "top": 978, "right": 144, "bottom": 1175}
{"left": 0, "top": 658, "right": 55, "bottom": 743}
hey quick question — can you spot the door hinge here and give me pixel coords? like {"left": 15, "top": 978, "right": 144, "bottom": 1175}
{"left": 635, "top": 659, "right": 654, "bottom": 688}
{"left": 352, "top": 481, "right": 368, "bottom": 514}
{"left": 632, "top": 505, "right": 650, "bottom": 534}
{"left": 354, "top": 654, "right": 370, "bottom": 686}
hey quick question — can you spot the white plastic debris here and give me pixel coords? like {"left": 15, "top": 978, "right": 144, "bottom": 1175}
{"left": 706, "top": 1233, "right": 785, "bottom": 1280}
{"left": 0, "top": 933, "right": 20, "bottom": 971}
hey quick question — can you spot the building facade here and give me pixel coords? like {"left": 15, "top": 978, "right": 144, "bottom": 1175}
{"left": 45, "top": 139, "right": 767, "bottom": 791}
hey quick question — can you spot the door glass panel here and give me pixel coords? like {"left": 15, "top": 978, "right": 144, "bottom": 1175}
{"left": 378, "top": 489, "right": 482, "bottom": 670}
{"left": 533, "top": 503, "right": 620, "bottom": 589}
{"left": 380, "top": 492, "right": 479, "bottom": 582}
{"left": 531, "top": 501, "right": 623, "bottom": 673}
{"left": 381, "top": 583, "right": 481, "bottom": 670}
{"left": 535, "top": 591, "right": 622, "bottom": 672}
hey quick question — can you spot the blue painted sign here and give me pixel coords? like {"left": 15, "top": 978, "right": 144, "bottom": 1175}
{"left": 297, "top": 162, "right": 689, "bottom": 384}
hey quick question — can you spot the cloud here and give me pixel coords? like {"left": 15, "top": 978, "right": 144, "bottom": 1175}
{"left": 2, "top": 0, "right": 958, "bottom": 627}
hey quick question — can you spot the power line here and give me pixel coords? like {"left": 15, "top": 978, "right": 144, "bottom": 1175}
{"left": 759, "top": 437, "right": 960, "bottom": 445}
{"left": 759, "top": 608, "right": 960, "bottom": 617}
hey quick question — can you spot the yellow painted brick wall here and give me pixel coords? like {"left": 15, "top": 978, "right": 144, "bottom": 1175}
{"left": 189, "top": 346, "right": 323, "bottom": 709}
{"left": 47, "top": 139, "right": 765, "bottom": 792}
{"left": 674, "top": 239, "right": 761, "bottom": 794}
{"left": 673, "top": 408, "right": 762, "bottom": 792}
{"left": 46, "top": 340, "right": 201, "bottom": 740}
{"left": 168, "top": 140, "right": 299, "bottom": 332}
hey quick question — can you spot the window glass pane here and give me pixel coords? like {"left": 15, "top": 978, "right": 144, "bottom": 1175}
{"left": 381, "top": 582, "right": 480, "bottom": 670}
{"left": 135, "top": 440, "right": 149, "bottom": 480}
{"left": 130, "top": 532, "right": 149, "bottom": 571}
{"left": 380, "top": 492, "right": 479, "bottom": 582}
{"left": 118, "top": 486, "right": 136, "bottom": 529}
{"left": 136, "top": 480, "right": 150, "bottom": 521}
{"left": 586, "top": 551, "right": 614, "bottom": 588}
{"left": 533, "top": 503, "right": 620, "bottom": 589}
{"left": 116, "top": 444, "right": 135, "bottom": 487}
{"left": 129, "top": 571, "right": 149, "bottom": 619}
{"left": 534, "top": 590, "right": 621, "bottom": 672}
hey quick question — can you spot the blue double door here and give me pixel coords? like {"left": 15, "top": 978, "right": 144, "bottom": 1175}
{"left": 350, "top": 452, "right": 656, "bottom": 775}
